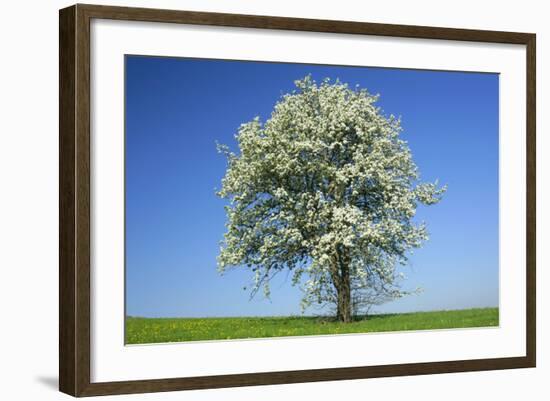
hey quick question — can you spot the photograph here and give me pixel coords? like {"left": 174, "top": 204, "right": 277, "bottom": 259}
{"left": 53, "top": 2, "right": 536, "bottom": 397}
{"left": 124, "top": 56, "right": 500, "bottom": 345}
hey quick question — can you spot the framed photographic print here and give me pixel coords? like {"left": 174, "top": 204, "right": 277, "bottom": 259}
{"left": 59, "top": 4, "right": 536, "bottom": 397}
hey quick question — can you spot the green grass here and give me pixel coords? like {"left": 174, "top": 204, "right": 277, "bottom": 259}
{"left": 125, "top": 307, "right": 498, "bottom": 344}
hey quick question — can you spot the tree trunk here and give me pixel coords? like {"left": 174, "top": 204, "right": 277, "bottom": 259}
{"left": 336, "top": 273, "right": 352, "bottom": 323}
{"left": 335, "top": 250, "right": 352, "bottom": 323}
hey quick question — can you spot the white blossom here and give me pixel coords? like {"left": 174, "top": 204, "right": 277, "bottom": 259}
{"left": 217, "top": 76, "right": 445, "bottom": 321}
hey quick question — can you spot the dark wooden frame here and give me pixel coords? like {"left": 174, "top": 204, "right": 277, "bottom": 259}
{"left": 59, "top": 3, "right": 536, "bottom": 397}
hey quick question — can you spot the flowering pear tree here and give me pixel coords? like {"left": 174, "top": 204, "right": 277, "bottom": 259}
{"left": 217, "top": 76, "right": 445, "bottom": 323}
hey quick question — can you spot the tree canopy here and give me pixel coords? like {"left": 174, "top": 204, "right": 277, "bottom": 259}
{"left": 216, "top": 76, "right": 445, "bottom": 322}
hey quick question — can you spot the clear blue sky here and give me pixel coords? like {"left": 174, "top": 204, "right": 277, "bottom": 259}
{"left": 125, "top": 55, "right": 499, "bottom": 318}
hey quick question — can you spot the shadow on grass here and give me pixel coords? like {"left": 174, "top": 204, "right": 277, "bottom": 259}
{"left": 313, "top": 313, "right": 402, "bottom": 324}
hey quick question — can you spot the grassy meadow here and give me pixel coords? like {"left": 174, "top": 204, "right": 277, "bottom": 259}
{"left": 125, "top": 307, "right": 498, "bottom": 344}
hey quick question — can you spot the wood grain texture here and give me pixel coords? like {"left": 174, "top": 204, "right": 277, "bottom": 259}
{"left": 75, "top": 4, "right": 92, "bottom": 397}
{"left": 59, "top": 3, "right": 536, "bottom": 397}
{"left": 59, "top": 4, "right": 92, "bottom": 396}
{"left": 78, "top": 3, "right": 533, "bottom": 43}
{"left": 59, "top": 5, "right": 76, "bottom": 396}
{"left": 78, "top": 356, "right": 533, "bottom": 396}
{"left": 525, "top": 35, "right": 536, "bottom": 367}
